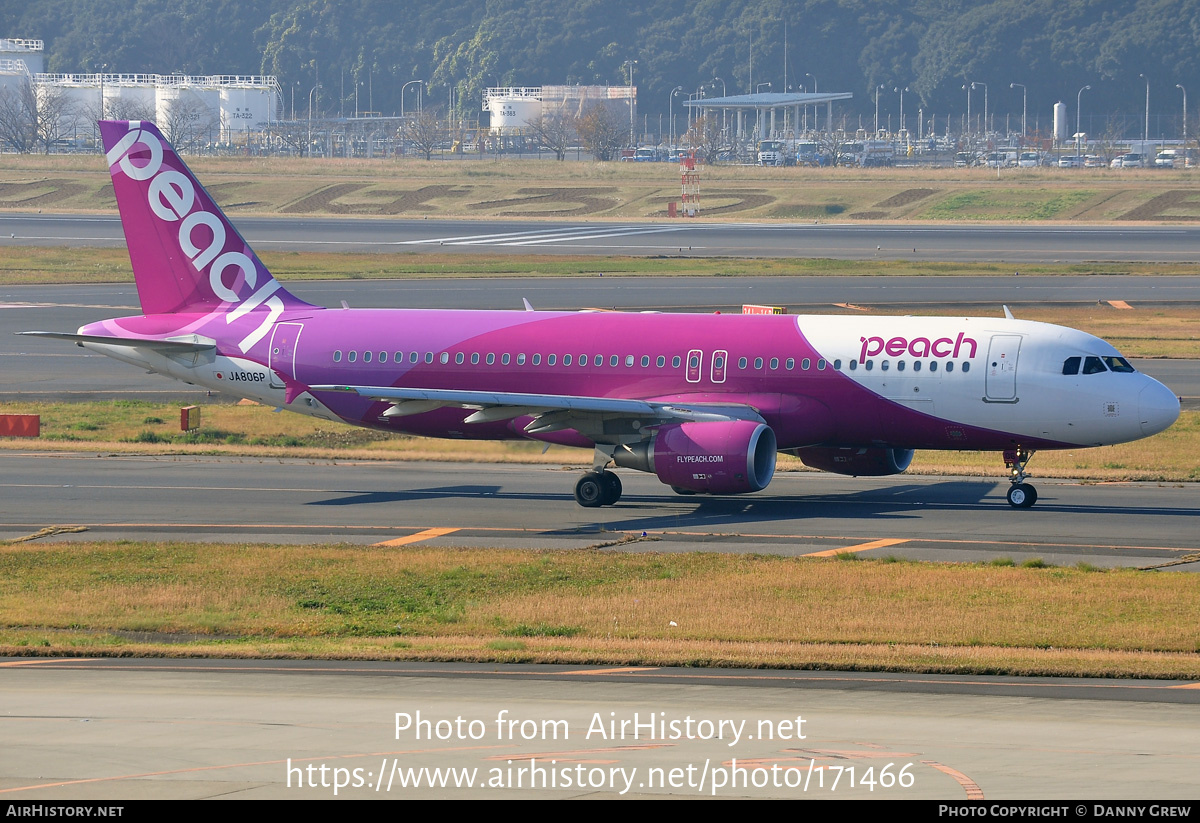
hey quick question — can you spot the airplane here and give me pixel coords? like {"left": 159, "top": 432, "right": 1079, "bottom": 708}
{"left": 21, "top": 121, "right": 1181, "bottom": 509}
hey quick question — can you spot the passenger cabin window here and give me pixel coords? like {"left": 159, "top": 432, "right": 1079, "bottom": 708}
{"left": 333, "top": 350, "right": 342, "bottom": 362}
{"left": 672, "top": 356, "right": 681, "bottom": 368}
{"left": 1082, "top": 356, "right": 1107, "bottom": 375}
{"left": 363, "top": 351, "right": 372, "bottom": 363}
{"left": 454, "top": 352, "right": 464, "bottom": 364}
{"left": 348, "top": 351, "right": 357, "bottom": 363}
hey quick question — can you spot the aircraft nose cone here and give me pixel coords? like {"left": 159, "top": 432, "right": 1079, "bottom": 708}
{"left": 1139, "top": 379, "right": 1181, "bottom": 437}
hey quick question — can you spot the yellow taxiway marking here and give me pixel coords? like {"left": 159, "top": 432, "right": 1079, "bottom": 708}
{"left": 1106, "top": 300, "right": 1133, "bottom": 309}
{"left": 374, "top": 527, "right": 460, "bottom": 547}
{"left": 1168, "top": 682, "right": 1200, "bottom": 689}
{"left": 805, "top": 538, "right": 909, "bottom": 558}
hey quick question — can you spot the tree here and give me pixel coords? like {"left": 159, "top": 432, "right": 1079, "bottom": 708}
{"left": 525, "top": 110, "right": 576, "bottom": 161}
{"left": 683, "top": 114, "right": 724, "bottom": 163}
{"left": 402, "top": 107, "right": 446, "bottom": 160}
{"left": 0, "top": 78, "right": 74, "bottom": 153}
{"left": 576, "top": 103, "right": 626, "bottom": 162}
{"left": 818, "top": 130, "right": 853, "bottom": 168}
{"left": 159, "top": 95, "right": 219, "bottom": 152}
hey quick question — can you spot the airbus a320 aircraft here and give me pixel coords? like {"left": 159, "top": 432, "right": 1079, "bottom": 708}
{"left": 22, "top": 121, "right": 1181, "bottom": 508}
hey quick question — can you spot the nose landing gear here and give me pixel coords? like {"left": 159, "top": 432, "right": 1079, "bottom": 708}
{"left": 1004, "top": 448, "right": 1038, "bottom": 508}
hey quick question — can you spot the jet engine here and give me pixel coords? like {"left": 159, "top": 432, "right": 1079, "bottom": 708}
{"left": 792, "top": 446, "right": 914, "bottom": 476}
{"left": 614, "top": 420, "right": 777, "bottom": 494}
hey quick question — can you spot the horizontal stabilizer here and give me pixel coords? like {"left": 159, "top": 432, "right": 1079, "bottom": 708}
{"left": 18, "top": 331, "right": 216, "bottom": 353}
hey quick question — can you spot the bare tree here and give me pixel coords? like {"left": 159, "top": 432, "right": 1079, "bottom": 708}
{"left": 576, "top": 103, "right": 626, "bottom": 161}
{"left": 817, "top": 130, "right": 852, "bottom": 167}
{"left": 402, "top": 107, "right": 446, "bottom": 160}
{"left": 525, "top": 110, "right": 576, "bottom": 161}
{"left": 0, "top": 78, "right": 75, "bottom": 153}
{"left": 102, "top": 95, "right": 157, "bottom": 123}
{"left": 0, "top": 81, "right": 36, "bottom": 153}
{"left": 683, "top": 114, "right": 724, "bottom": 163}
{"left": 159, "top": 95, "right": 219, "bottom": 152}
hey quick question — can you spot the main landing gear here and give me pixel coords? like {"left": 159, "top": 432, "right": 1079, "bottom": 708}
{"left": 1004, "top": 448, "right": 1038, "bottom": 508}
{"left": 575, "top": 470, "right": 622, "bottom": 507}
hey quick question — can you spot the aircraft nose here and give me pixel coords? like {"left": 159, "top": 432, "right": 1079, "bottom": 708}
{"left": 1139, "top": 379, "right": 1181, "bottom": 437}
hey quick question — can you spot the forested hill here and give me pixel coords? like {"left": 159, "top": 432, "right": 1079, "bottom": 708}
{"left": 4, "top": 0, "right": 1198, "bottom": 126}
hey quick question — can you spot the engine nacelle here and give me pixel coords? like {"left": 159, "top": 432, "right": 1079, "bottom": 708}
{"left": 614, "top": 420, "right": 777, "bottom": 494}
{"left": 792, "top": 446, "right": 914, "bottom": 477}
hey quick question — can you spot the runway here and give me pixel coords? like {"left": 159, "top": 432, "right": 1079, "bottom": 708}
{"left": 2, "top": 658, "right": 1198, "bottom": 800}
{"left": 1, "top": 453, "right": 1196, "bottom": 569}
{"left": 5, "top": 211, "right": 1200, "bottom": 262}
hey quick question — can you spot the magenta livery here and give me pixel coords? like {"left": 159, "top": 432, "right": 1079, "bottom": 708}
{"left": 23, "top": 121, "right": 1180, "bottom": 508}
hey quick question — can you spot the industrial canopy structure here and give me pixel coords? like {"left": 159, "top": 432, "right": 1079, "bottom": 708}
{"left": 684, "top": 91, "right": 853, "bottom": 139}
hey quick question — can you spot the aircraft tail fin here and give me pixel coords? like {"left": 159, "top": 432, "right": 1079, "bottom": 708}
{"left": 99, "top": 120, "right": 314, "bottom": 317}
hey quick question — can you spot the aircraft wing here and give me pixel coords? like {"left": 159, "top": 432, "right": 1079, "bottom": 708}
{"left": 18, "top": 331, "right": 216, "bottom": 353}
{"left": 311, "top": 384, "right": 764, "bottom": 438}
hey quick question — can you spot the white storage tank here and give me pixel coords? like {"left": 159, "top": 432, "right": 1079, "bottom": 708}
{"left": 1053, "top": 101, "right": 1067, "bottom": 143}
{"left": 156, "top": 78, "right": 220, "bottom": 142}
{"left": 0, "top": 39, "right": 43, "bottom": 74}
{"left": 217, "top": 78, "right": 279, "bottom": 141}
{"left": 103, "top": 75, "right": 157, "bottom": 121}
{"left": 45, "top": 76, "right": 101, "bottom": 136}
{"left": 484, "top": 87, "right": 542, "bottom": 135}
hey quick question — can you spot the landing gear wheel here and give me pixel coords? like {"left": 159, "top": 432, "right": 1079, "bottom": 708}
{"left": 574, "top": 474, "right": 605, "bottom": 508}
{"left": 600, "top": 471, "right": 622, "bottom": 505}
{"left": 1007, "top": 483, "right": 1038, "bottom": 508}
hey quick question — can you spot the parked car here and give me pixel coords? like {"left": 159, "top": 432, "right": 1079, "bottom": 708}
{"left": 1111, "top": 153, "right": 1147, "bottom": 168}
{"left": 1058, "top": 155, "right": 1082, "bottom": 168}
{"left": 1018, "top": 152, "right": 1042, "bottom": 168}
{"left": 1155, "top": 149, "right": 1180, "bottom": 168}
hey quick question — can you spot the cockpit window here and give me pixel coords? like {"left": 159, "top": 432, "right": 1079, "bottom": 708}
{"left": 1102, "top": 356, "right": 1136, "bottom": 373}
{"left": 1062, "top": 356, "right": 1081, "bottom": 375}
{"left": 1082, "top": 356, "right": 1108, "bottom": 375}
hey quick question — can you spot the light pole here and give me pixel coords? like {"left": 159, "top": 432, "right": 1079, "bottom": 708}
{"left": 756, "top": 82, "right": 772, "bottom": 93}
{"left": 1076, "top": 84, "right": 1091, "bottom": 161}
{"left": 963, "top": 83, "right": 972, "bottom": 139}
{"left": 669, "top": 85, "right": 683, "bottom": 148}
{"left": 1010, "top": 83, "right": 1026, "bottom": 143}
{"left": 874, "top": 84, "right": 884, "bottom": 134}
{"left": 713, "top": 76, "right": 726, "bottom": 134}
{"left": 895, "top": 86, "right": 908, "bottom": 134}
{"left": 623, "top": 59, "right": 638, "bottom": 147}
{"left": 1140, "top": 73, "right": 1150, "bottom": 144}
{"left": 307, "top": 83, "right": 320, "bottom": 158}
{"left": 1178, "top": 83, "right": 1188, "bottom": 152}
{"left": 972, "top": 81, "right": 988, "bottom": 137}
{"left": 401, "top": 80, "right": 423, "bottom": 119}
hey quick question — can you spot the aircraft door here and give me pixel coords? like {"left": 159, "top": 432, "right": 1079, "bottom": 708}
{"left": 711, "top": 350, "right": 728, "bottom": 383}
{"left": 268, "top": 322, "right": 304, "bottom": 389}
{"left": 685, "top": 349, "right": 703, "bottom": 383}
{"left": 985, "top": 334, "right": 1021, "bottom": 401}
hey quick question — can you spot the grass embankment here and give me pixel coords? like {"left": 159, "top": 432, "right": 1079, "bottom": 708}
{"left": 3, "top": 153, "right": 1200, "bottom": 221}
{"left": 2, "top": 542, "right": 1198, "bottom": 677}
{"left": 2, "top": 400, "right": 1197, "bottom": 482}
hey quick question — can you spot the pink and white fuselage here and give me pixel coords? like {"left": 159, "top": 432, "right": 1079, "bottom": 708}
{"left": 27, "top": 121, "right": 1180, "bottom": 508}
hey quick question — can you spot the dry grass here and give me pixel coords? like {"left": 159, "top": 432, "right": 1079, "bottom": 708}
{"left": 2, "top": 542, "right": 1198, "bottom": 677}
{"left": 4, "top": 153, "right": 1200, "bottom": 221}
